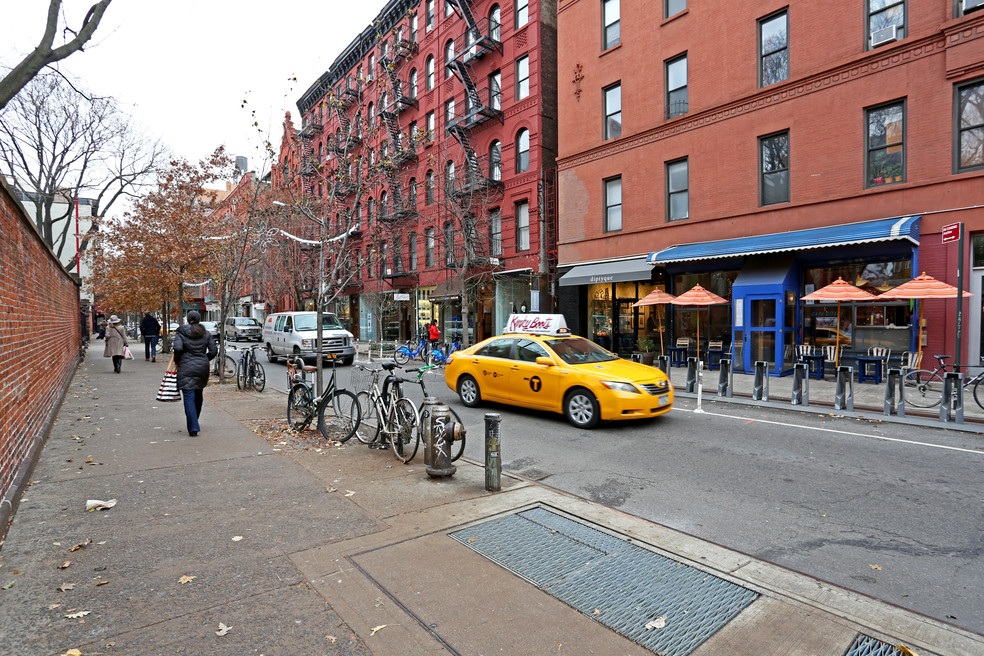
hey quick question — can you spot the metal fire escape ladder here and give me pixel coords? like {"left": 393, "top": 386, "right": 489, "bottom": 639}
{"left": 377, "top": 35, "right": 419, "bottom": 223}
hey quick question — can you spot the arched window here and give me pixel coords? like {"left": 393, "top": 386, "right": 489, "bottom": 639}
{"left": 515, "top": 129, "right": 530, "bottom": 173}
{"left": 425, "top": 55, "right": 435, "bottom": 90}
{"left": 445, "top": 40, "right": 455, "bottom": 78}
{"left": 489, "top": 5, "right": 501, "bottom": 41}
{"left": 409, "top": 68, "right": 418, "bottom": 98}
{"left": 425, "top": 170, "right": 435, "bottom": 204}
{"left": 489, "top": 140, "right": 502, "bottom": 180}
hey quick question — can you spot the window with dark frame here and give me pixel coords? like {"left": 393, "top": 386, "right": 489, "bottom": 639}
{"left": 604, "top": 83, "right": 622, "bottom": 140}
{"left": 516, "top": 55, "right": 530, "bottom": 100}
{"left": 445, "top": 40, "right": 455, "bottom": 78}
{"left": 604, "top": 176, "right": 622, "bottom": 231}
{"left": 426, "top": 169, "right": 436, "bottom": 203}
{"left": 490, "top": 5, "right": 501, "bottom": 41}
{"left": 666, "top": 159, "right": 688, "bottom": 221}
{"left": 516, "top": 0, "right": 529, "bottom": 28}
{"left": 426, "top": 111, "right": 436, "bottom": 141}
{"left": 426, "top": 55, "right": 435, "bottom": 90}
{"left": 490, "top": 71, "right": 502, "bottom": 110}
{"left": 760, "top": 131, "right": 790, "bottom": 205}
{"left": 490, "top": 140, "right": 502, "bottom": 180}
{"left": 490, "top": 209, "right": 502, "bottom": 256}
{"left": 445, "top": 99, "right": 455, "bottom": 126}
{"left": 665, "top": 0, "right": 686, "bottom": 19}
{"left": 409, "top": 232, "right": 418, "bottom": 270}
{"left": 426, "top": 227, "right": 435, "bottom": 267}
{"left": 426, "top": 0, "right": 435, "bottom": 30}
{"left": 759, "top": 11, "right": 788, "bottom": 87}
{"left": 603, "top": 0, "right": 620, "bottom": 49}
{"left": 956, "top": 78, "right": 984, "bottom": 171}
{"left": 515, "top": 201, "right": 530, "bottom": 251}
{"left": 409, "top": 69, "right": 418, "bottom": 98}
{"left": 866, "top": 100, "right": 905, "bottom": 187}
{"left": 516, "top": 128, "right": 530, "bottom": 172}
{"left": 666, "top": 54, "right": 688, "bottom": 118}
{"left": 867, "top": 0, "right": 905, "bottom": 49}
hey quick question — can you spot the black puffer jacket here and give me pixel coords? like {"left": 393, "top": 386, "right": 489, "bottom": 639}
{"left": 173, "top": 323, "right": 217, "bottom": 390}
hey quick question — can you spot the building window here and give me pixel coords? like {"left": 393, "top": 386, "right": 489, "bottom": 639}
{"left": 516, "top": 0, "right": 529, "bottom": 28}
{"left": 411, "top": 12, "right": 419, "bottom": 42}
{"left": 604, "top": 83, "right": 621, "bottom": 140}
{"left": 866, "top": 101, "right": 905, "bottom": 187}
{"left": 516, "top": 55, "right": 530, "bottom": 100}
{"left": 426, "top": 111, "right": 436, "bottom": 142}
{"left": 409, "top": 232, "right": 418, "bottom": 270}
{"left": 956, "top": 78, "right": 984, "bottom": 172}
{"left": 445, "top": 99, "right": 455, "bottom": 126}
{"left": 490, "top": 209, "right": 502, "bottom": 256}
{"left": 425, "top": 55, "right": 435, "bottom": 90}
{"left": 409, "top": 69, "right": 418, "bottom": 98}
{"left": 603, "top": 0, "right": 620, "bottom": 50}
{"left": 666, "top": 159, "right": 688, "bottom": 221}
{"left": 446, "top": 0, "right": 455, "bottom": 17}
{"left": 490, "top": 140, "right": 502, "bottom": 180}
{"left": 515, "top": 201, "right": 530, "bottom": 251}
{"left": 490, "top": 71, "right": 502, "bottom": 110}
{"left": 445, "top": 40, "right": 455, "bottom": 78}
{"left": 445, "top": 221, "right": 455, "bottom": 266}
{"left": 368, "top": 54, "right": 375, "bottom": 81}
{"left": 367, "top": 197, "right": 375, "bottom": 228}
{"left": 760, "top": 131, "right": 790, "bottom": 205}
{"left": 958, "top": 0, "right": 984, "bottom": 16}
{"left": 426, "top": 0, "right": 435, "bottom": 30}
{"left": 426, "top": 169, "right": 436, "bottom": 203}
{"left": 516, "top": 128, "right": 530, "bottom": 173}
{"left": 426, "top": 227, "right": 435, "bottom": 267}
{"left": 490, "top": 5, "right": 501, "bottom": 41}
{"left": 665, "top": 0, "right": 685, "bottom": 19}
{"left": 759, "top": 11, "right": 788, "bottom": 87}
{"left": 868, "top": 0, "right": 905, "bottom": 49}
{"left": 666, "top": 54, "right": 687, "bottom": 118}
{"left": 446, "top": 160, "right": 456, "bottom": 190}
{"left": 604, "top": 176, "right": 622, "bottom": 231}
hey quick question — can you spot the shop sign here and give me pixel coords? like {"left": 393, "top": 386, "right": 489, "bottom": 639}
{"left": 394, "top": 293, "right": 411, "bottom": 301}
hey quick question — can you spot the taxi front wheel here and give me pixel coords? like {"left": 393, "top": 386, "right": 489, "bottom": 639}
{"left": 564, "top": 389, "right": 599, "bottom": 429}
{"left": 458, "top": 375, "right": 482, "bottom": 407}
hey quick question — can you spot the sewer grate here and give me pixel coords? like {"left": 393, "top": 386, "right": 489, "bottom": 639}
{"left": 449, "top": 507, "right": 758, "bottom": 656}
{"left": 844, "top": 634, "right": 929, "bottom": 656}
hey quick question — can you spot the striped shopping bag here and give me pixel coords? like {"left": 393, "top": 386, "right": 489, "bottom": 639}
{"left": 156, "top": 357, "right": 180, "bottom": 402}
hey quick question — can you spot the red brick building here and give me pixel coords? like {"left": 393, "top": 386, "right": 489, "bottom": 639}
{"left": 276, "top": 0, "right": 558, "bottom": 344}
{"left": 557, "top": 0, "right": 984, "bottom": 374}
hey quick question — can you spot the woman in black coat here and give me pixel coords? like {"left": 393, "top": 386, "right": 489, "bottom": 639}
{"left": 172, "top": 311, "right": 217, "bottom": 436}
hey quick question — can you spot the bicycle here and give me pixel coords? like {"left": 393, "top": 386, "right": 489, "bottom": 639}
{"left": 429, "top": 339, "right": 461, "bottom": 367}
{"left": 353, "top": 362, "right": 420, "bottom": 463}
{"left": 235, "top": 344, "right": 266, "bottom": 392}
{"left": 394, "top": 337, "right": 430, "bottom": 365}
{"left": 405, "top": 364, "right": 466, "bottom": 461}
{"left": 211, "top": 346, "right": 237, "bottom": 379}
{"left": 903, "top": 354, "right": 984, "bottom": 409}
{"left": 286, "top": 354, "right": 361, "bottom": 442}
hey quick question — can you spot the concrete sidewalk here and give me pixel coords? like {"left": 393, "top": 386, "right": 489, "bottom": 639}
{"left": 1, "top": 352, "right": 982, "bottom": 655}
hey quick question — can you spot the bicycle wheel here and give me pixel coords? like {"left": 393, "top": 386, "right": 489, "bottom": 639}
{"left": 220, "top": 354, "right": 236, "bottom": 379}
{"left": 236, "top": 359, "right": 246, "bottom": 390}
{"left": 390, "top": 397, "right": 420, "bottom": 464}
{"left": 903, "top": 370, "right": 943, "bottom": 408}
{"left": 319, "top": 389, "right": 361, "bottom": 442}
{"left": 394, "top": 347, "right": 411, "bottom": 365}
{"left": 416, "top": 403, "right": 466, "bottom": 461}
{"left": 287, "top": 383, "right": 315, "bottom": 431}
{"left": 973, "top": 376, "right": 984, "bottom": 412}
{"left": 252, "top": 360, "right": 266, "bottom": 392}
{"left": 355, "top": 390, "right": 378, "bottom": 444}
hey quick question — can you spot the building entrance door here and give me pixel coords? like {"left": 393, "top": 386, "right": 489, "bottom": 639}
{"left": 742, "top": 294, "right": 782, "bottom": 372}
{"left": 614, "top": 299, "right": 638, "bottom": 357}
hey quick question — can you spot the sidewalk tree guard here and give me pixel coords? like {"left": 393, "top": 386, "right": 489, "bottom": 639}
{"left": 669, "top": 284, "right": 728, "bottom": 360}
{"left": 878, "top": 272, "right": 972, "bottom": 364}
{"left": 800, "top": 277, "right": 875, "bottom": 368}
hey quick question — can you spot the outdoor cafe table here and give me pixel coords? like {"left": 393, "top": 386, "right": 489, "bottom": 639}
{"left": 855, "top": 354, "right": 885, "bottom": 384}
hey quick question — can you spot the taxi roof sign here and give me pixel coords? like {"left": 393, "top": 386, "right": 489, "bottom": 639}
{"left": 504, "top": 314, "right": 571, "bottom": 336}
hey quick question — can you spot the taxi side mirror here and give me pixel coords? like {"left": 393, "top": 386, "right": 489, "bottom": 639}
{"left": 535, "top": 356, "right": 555, "bottom": 367}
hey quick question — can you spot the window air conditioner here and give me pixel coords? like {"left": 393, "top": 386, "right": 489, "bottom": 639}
{"left": 870, "top": 24, "right": 897, "bottom": 47}
{"left": 965, "top": 0, "right": 984, "bottom": 13}
{"left": 490, "top": 257, "right": 500, "bottom": 266}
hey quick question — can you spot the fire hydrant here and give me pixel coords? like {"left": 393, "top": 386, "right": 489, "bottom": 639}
{"left": 424, "top": 400, "right": 462, "bottom": 478}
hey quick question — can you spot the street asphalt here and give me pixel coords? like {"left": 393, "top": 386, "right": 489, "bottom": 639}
{"left": 0, "top": 347, "right": 981, "bottom": 655}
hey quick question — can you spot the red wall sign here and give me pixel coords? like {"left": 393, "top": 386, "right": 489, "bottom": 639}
{"left": 942, "top": 223, "right": 961, "bottom": 243}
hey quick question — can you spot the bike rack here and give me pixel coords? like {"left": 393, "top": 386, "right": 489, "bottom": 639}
{"left": 883, "top": 367, "right": 905, "bottom": 417}
{"left": 834, "top": 365, "right": 854, "bottom": 412}
{"left": 940, "top": 371, "right": 965, "bottom": 424}
{"left": 686, "top": 357, "right": 699, "bottom": 393}
{"left": 655, "top": 355, "right": 670, "bottom": 376}
{"left": 752, "top": 360, "right": 769, "bottom": 401}
{"left": 717, "top": 359, "right": 733, "bottom": 397}
{"left": 791, "top": 362, "right": 809, "bottom": 406}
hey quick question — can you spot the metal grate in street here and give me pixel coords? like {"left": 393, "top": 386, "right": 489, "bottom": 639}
{"left": 843, "top": 634, "right": 932, "bottom": 656}
{"left": 449, "top": 506, "right": 758, "bottom": 656}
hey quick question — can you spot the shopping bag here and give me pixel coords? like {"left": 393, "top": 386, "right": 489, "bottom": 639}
{"left": 156, "top": 357, "right": 180, "bottom": 402}
{"left": 123, "top": 345, "right": 134, "bottom": 360}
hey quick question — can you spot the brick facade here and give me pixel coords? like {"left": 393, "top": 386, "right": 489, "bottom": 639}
{"left": 0, "top": 177, "right": 81, "bottom": 534}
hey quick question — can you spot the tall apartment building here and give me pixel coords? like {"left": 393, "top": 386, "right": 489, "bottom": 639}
{"left": 275, "top": 0, "right": 557, "bottom": 343}
{"left": 556, "top": 0, "right": 984, "bottom": 374}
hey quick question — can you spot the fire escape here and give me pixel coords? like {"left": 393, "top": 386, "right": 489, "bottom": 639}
{"left": 297, "top": 115, "right": 322, "bottom": 197}
{"left": 327, "top": 79, "right": 362, "bottom": 198}
{"left": 377, "top": 36, "right": 418, "bottom": 224}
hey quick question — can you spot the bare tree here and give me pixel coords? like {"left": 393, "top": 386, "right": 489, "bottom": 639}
{"left": 0, "top": 0, "right": 112, "bottom": 110}
{"left": 0, "top": 72, "right": 165, "bottom": 266}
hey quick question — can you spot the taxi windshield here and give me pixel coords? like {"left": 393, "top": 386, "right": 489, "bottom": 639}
{"left": 543, "top": 337, "right": 617, "bottom": 364}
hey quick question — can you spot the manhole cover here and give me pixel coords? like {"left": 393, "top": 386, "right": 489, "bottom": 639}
{"left": 450, "top": 507, "right": 758, "bottom": 656}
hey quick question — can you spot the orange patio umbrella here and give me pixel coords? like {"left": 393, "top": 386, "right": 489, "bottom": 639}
{"left": 669, "top": 284, "right": 728, "bottom": 360}
{"left": 632, "top": 288, "right": 676, "bottom": 354}
{"left": 800, "top": 277, "right": 875, "bottom": 367}
{"left": 878, "top": 272, "right": 972, "bottom": 362}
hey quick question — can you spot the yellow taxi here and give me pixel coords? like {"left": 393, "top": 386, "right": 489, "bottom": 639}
{"left": 444, "top": 314, "right": 673, "bottom": 429}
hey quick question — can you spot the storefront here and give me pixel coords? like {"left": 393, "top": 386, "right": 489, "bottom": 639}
{"left": 493, "top": 269, "right": 536, "bottom": 335}
{"left": 648, "top": 215, "right": 921, "bottom": 375}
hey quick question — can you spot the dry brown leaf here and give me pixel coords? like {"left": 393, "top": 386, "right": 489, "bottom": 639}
{"left": 344, "top": 490, "right": 356, "bottom": 497}
{"left": 178, "top": 575, "right": 196, "bottom": 584}
{"left": 58, "top": 583, "right": 75, "bottom": 592}
{"left": 69, "top": 539, "right": 92, "bottom": 552}
{"left": 58, "top": 561, "right": 72, "bottom": 570}
{"left": 870, "top": 564, "right": 882, "bottom": 570}
{"left": 96, "top": 580, "right": 109, "bottom": 586}
{"left": 467, "top": 537, "right": 477, "bottom": 543}
{"left": 215, "top": 622, "right": 232, "bottom": 636}
{"left": 327, "top": 487, "right": 338, "bottom": 493}
{"left": 593, "top": 608, "right": 601, "bottom": 616}
{"left": 64, "top": 610, "right": 90, "bottom": 619}
{"left": 370, "top": 624, "right": 387, "bottom": 636}
{"left": 62, "top": 650, "right": 82, "bottom": 656}
{"left": 326, "top": 635, "right": 337, "bottom": 643}
{"left": 47, "top": 604, "right": 62, "bottom": 610}
{"left": 231, "top": 536, "right": 243, "bottom": 542}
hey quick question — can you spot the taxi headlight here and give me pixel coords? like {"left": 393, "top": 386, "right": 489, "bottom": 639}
{"left": 600, "top": 381, "right": 640, "bottom": 393}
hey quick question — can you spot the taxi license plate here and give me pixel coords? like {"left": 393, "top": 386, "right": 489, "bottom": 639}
{"left": 657, "top": 394, "right": 669, "bottom": 407}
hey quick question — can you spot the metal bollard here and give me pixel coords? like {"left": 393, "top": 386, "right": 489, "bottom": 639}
{"left": 656, "top": 355, "right": 670, "bottom": 376}
{"left": 718, "top": 359, "right": 733, "bottom": 397}
{"left": 791, "top": 362, "right": 809, "bottom": 406}
{"left": 752, "top": 360, "right": 769, "bottom": 401}
{"left": 686, "top": 357, "right": 699, "bottom": 393}
{"left": 940, "top": 371, "right": 964, "bottom": 423}
{"left": 884, "top": 368, "right": 905, "bottom": 416}
{"left": 834, "top": 366, "right": 854, "bottom": 411}
{"left": 425, "top": 403, "right": 457, "bottom": 478}
{"left": 485, "top": 413, "right": 501, "bottom": 492}
{"left": 694, "top": 360, "right": 705, "bottom": 413}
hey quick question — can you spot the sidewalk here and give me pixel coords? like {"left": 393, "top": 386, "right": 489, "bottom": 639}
{"left": 1, "top": 352, "right": 982, "bottom": 655}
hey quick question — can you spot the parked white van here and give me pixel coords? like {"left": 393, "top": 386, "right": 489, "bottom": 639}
{"left": 263, "top": 312, "right": 355, "bottom": 365}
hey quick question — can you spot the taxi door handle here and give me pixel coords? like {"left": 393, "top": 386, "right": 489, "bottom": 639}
{"left": 510, "top": 365, "right": 520, "bottom": 371}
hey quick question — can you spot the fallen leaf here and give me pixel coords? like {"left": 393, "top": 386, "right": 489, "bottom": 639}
{"left": 370, "top": 624, "right": 387, "bottom": 636}
{"left": 215, "top": 622, "right": 232, "bottom": 636}
{"left": 898, "top": 646, "right": 920, "bottom": 656}
{"left": 231, "top": 536, "right": 243, "bottom": 542}
{"left": 178, "top": 575, "right": 196, "bottom": 584}
{"left": 1, "top": 581, "right": 13, "bottom": 590}
{"left": 645, "top": 615, "right": 668, "bottom": 630}
{"left": 69, "top": 539, "right": 92, "bottom": 552}
{"left": 62, "top": 650, "right": 82, "bottom": 656}
{"left": 326, "top": 635, "right": 337, "bottom": 643}
{"left": 47, "top": 603, "right": 62, "bottom": 610}
{"left": 85, "top": 499, "right": 117, "bottom": 511}
{"left": 96, "top": 580, "right": 109, "bottom": 586}
{"left": 467, "top": 537, "right": 477, "bottom": 543}
{"left": 344, "top": 490, "right": 356, "bottom": 497}
{"left": 58, "top": 583, "right": 75, "bottom": 592}
{"left": 870, "top": 564, "right": 882, "bottom": 571}
{"left": 593, "top": 609, "right": 601, "bottom": 616}
{"left": 947, "top": 614, "right": 958, "bottom": 619}
{"left": 326, "top": 487, "right": 337, "bottom": 493}
{"left": 58, "top": 561, "right": 72, "bottom": 569}
{"left": 64, "top": 610, "right": 90, "bottom": 619}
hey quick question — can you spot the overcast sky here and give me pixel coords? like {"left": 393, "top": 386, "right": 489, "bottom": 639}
{"left": 1, "top": 0, "right": 382, "bottom": 178}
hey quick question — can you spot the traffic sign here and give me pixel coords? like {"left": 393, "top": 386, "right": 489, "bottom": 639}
{"left": 942, "top": 223, "right": 961, "bottom": 244}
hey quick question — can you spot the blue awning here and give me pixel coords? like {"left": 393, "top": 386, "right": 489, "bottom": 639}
{"left": 648, "top": 216, "right": 920, "bottom": 265}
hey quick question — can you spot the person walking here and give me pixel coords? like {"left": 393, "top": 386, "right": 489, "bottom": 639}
{"left": 428, "top": 320, "right": 441, "bottom": 350}
{"left": 172, "top": 311, "right": 217, "bottom": 437}
{"left": 139, "top": 312, "right": 162, "bottom": 362}
{"left": 103, "top": 315, "right": 129, "bottom": 373}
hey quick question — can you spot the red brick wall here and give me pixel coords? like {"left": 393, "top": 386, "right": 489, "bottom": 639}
{"left": 0, "top": 178, "right": 81, "bottom": 533}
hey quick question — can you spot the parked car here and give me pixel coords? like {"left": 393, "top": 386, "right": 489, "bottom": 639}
{"left": 224, "top": 316, "right": 262, "bottom": 342}
{"left": 444, "top": 314, "right": 673, "bottom": 429}
{"left": 263, "top": 311, "right": 355, "bottom": 365}
{"left": 200, "top": 321, "right": 220, "bottom": 342}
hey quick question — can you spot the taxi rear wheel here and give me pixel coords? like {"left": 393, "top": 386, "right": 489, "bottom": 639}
{"left": 564, "top": 388, "right": 599, "bottom": 429}
{"left": 458, "top": 375, "right": 481, "bottom": 407}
